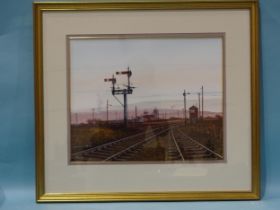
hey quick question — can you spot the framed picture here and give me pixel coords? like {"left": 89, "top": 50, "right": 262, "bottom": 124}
{"left": 34, "top": 0, "right": 260, "bottom": 202}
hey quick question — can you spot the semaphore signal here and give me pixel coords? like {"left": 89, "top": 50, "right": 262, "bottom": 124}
{"left": 116, "top": 70, "right": 132, "bottom": 76}
{"left": 104, "top": 66, "right": 135, "bottom": 128}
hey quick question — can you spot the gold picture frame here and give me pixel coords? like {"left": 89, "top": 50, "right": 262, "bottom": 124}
{"left": 34, "top": 0, "right": 260, "bottom": 202}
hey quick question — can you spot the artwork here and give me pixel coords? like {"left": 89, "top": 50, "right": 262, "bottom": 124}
{"left": 68, "top": 34, "right": 225, "bottom": 163}
{"left": 34, "top": 0, "right": 260, "bottom": 202}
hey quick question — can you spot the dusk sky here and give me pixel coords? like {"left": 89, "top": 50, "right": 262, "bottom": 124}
{"left": 69, "top": 36, "right": 223, "bottom": 114}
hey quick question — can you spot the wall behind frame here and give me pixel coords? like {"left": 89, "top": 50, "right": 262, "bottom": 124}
{"left": 0, "top": 0, "right": 279, "bottom": 209}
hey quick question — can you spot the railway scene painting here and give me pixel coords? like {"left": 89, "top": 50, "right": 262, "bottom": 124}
{"left": 68, "top": 34, "right": 225, "bottom": 163}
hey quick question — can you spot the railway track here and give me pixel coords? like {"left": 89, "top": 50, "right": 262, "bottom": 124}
{"left": 72, "top": 125, "right": 223, "bottom": 162}
{"left": 72, "top": 126, "right": 170, "bottom": 161}
{"left": 167, "top": 127, "right": 223, "bottom": 161}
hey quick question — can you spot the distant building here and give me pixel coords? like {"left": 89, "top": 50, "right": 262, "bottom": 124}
{"left": 189, "top": 105, "right": 198, "bottom": 124}
{"left": 137, "top": 109, "right": 159, "bottom": 122}
{"left": 143, "top": 114, "right": 155, "bottom": 121}
{"left": 152, "top": 108, "right": 159, "bottom": 120}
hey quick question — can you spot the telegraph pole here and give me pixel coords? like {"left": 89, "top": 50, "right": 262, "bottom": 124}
{"left": 115, "top": 111, "right": 118, "bottom": 120}
{"left": 201, "top": 86, "right": 204, "bottom": 120}
{"left": 106, "top": 100, "right": 112, "bottom": 122}
{"left": 123, "top": 92, "right": 128, "bottom": 126}
{"left": 91, "top": 108, "right": 95, "bottom": 123}
{"left": 183, "top": 90, "right": 187, "bottom": 126}
{"left": 198, "top": 92, "right": 201, "bottom": 119}
{"left": 106, "top": 100, "right": 111, "bottom": 122}
{"left": 135, "top": 105, "right": 138, "bottom": 119}
{"left": 106, "top": 100, "right": 109, "bottom": 122}
{"left": 183, "top": 90, "right": 190, "bottom": 126}
{"left": 75, "top": 113, "right": 78, "bottom": 124}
